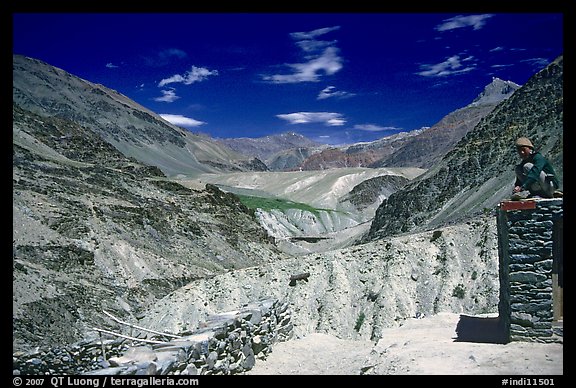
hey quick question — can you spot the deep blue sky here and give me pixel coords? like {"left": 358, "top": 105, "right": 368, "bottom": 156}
{"left": 13, "top": 13, "right": 563, "bottom": 145}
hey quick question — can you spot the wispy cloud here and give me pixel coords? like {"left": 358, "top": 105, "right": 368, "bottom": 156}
{"left": 154, "top": 89, "right": 180, "bottom": 103}
{"left": 144, "top": 48, "right": 188, "bottom": 67}
{"left": 520, "top": 57, "right": 553, "bottom": 72}
{"left": 290, "top": 26, "right": 340, "bottom": 41}
{"left": 435, "top": 14, "right": 494, "bottom": 32}
{"left": 159, "top": 114, "right": 205, "bottom": 127}
{"left": 277, "top": 112, "right": 346, "bottom": 126}
{"left": 106, "top": 63, "right": 119, "bottom": 68}
{"left": 491, "top": 63, "right": 514, "bottom": 69}
{"left": 521, "top": 57, "right": 551, "bottom": 68}
{"left": 354, "top": 124, "right": 401, "bottom": 132}
{"left": 263, "top": 26, "right": 343, "bottom": 84}
{"left": 158, "top": 66, "right": 218, "bottom": 87}
{"left": 159, "top": 48, "right": 187, "bottom": 59}
{"left": 417, "top": 55, "right": 476, "bottom": 77}
{"left": 317, "top": 86, "right": 355, "bottom": 100}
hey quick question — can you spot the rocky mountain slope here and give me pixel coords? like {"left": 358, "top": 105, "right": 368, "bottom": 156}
{"left": 13, "top": 54, "right": 260, "bottom": 178}
{"left": 267, "top": 77, "right": 519, "bottom": 172}
{"left": 216, "top": 132, "right": 324, "bottom": 167}
{"left": 12, "top": 103, "right": 286, "bottom": 352}
{"left": 377, "top": 78, "right": 521, "bottom": 169}
{"left": 266, "top": 146, "right": 325, "bottom": 171}
{"left": 139, "top": 215, "right": 500, "bottom": 345}
{"left": 365, "top": 55, "right": 563, "bottom": 241}
{"left": 11, "top": 54, "right": 424, "bottom": 354}
{"left": 12, "top": 52, "right": 562, "bottom": 372}
{"left": 294, "top": 129, "right": 425, "bottom": 171}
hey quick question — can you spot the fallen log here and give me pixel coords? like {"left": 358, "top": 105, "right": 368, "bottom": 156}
{"left": 102, "top": 310, "right": 181, "bottom": 339}
{"left": 93, "top": 327, "right": 171, "bottom": 345}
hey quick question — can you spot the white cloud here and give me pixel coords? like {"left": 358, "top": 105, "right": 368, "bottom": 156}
{"left": 290, "top": 26, "right": 341, "bottom": 41}
{"left": 106, "top": 63, "right": 119, "bottom": 68}
{"left": 435, "top": 14, "right": 494, "bottom": 32}
{"left": 159, "top": 114, "right": 205, "bottom": 127}
{"left": 295, "top": 39, "right": 337, "bottom": 53}
{"left": 417, "top": 55, "right": 476, "bottom": 77}
{"left": 154, "top": 89, "right": 180, "bottom": 103}
{"left": 158, "top": 66, "right": 218, "bottom": 87}
{"left": 277, "top": 112, "right": 346, "bottom": 126}
{"left": 317, "top": 86, "right": 355, "bottom": 100}
{"left": 264, "top": 47, "right": 342, "bottom": 84}
{"left": 263, "top": 26, "right": 343, "bottom": 84}
{"left": 354, "top": 124, "right": 401, "bottom": 132}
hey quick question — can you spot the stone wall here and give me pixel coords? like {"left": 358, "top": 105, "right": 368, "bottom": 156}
{"left": 496, "top": 198, "right": 563, "bottom": 343}
{"left": 13, "top": 298, "right": 292, "bottom": 375}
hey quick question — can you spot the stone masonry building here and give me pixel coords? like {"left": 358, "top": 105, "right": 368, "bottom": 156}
{"left": 496, "top": 198, "right": 563, "bottom": 343}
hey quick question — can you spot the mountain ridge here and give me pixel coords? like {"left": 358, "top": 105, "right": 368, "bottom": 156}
{"left": 365, "top": 55, "right": 563, "bottom": 241}
{"left": 354, "top": 76, "right": 521, "bottom": 169}
{"left": 12, "top": 56, "right": 287, "bottom": 352}
{"left": 11, "top": 53, "right": 562, "bottom": 365}
{"left": 216, "top": 131, "right": 324, "bottom": 164}
{"left": 13, "top": 54, "right": 261, "bottom": 178}
{"left": 253, "top": 76, "right": 521, "bottom": 172}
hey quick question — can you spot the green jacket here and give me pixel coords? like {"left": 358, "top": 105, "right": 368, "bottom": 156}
{"left": 515, "top": 151, "right": 559, "bottom": 190}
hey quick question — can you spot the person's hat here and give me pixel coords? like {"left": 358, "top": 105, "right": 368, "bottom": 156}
{"left": 516, "top": 137, "right": 534, "bottom": 149}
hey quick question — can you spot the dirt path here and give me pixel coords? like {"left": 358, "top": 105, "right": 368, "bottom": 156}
{"left": 245, "top": 313, "right": 563, "bottom": 375}
{"left": 245, "top": 333, "right": 374, "bottom": 375}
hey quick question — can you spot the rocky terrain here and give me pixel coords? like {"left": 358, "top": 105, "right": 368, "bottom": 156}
{"left": 377, "top": 77, "right": 521, "bottom": 169}
{"left": 12, "top": 53, "right": 563, "bottom": 375}
{"left": 12, "top": 54, "right": 424, "bottom": 354}
{"left": 366, "top": 55, "right": 563, "bottom": 240}
{"left": 269, "top": 129, "right": 425, "bottom": 171}
{"left": 188, "top": 167, "right": 424, "bottom": 254}
{"left": 13, "top": 103, "right": 286, "bottom": 351}
{"left": 138, "top": 216, "right": 500, "bottom": 342}
{"left": 216, "top": 131, "right": 325, "bottom": 168}
{"left": 13, "top": 54, "right": 260, "bottom": 178}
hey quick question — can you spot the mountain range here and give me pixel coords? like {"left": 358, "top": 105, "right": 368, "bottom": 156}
{"left": 216, "top": 131, "right": 324, "bottom": 166}
{"left": 13, "top": 55, "right": 266, "bottom": 178}
{"left": 215, "top": 77, "right": 521, "bottom": 172}
{"left": 12, "top": 53, "right": 563, "bottom": 360}
{"left": 13, "top": 55, "right": 285, "bottom": 350}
